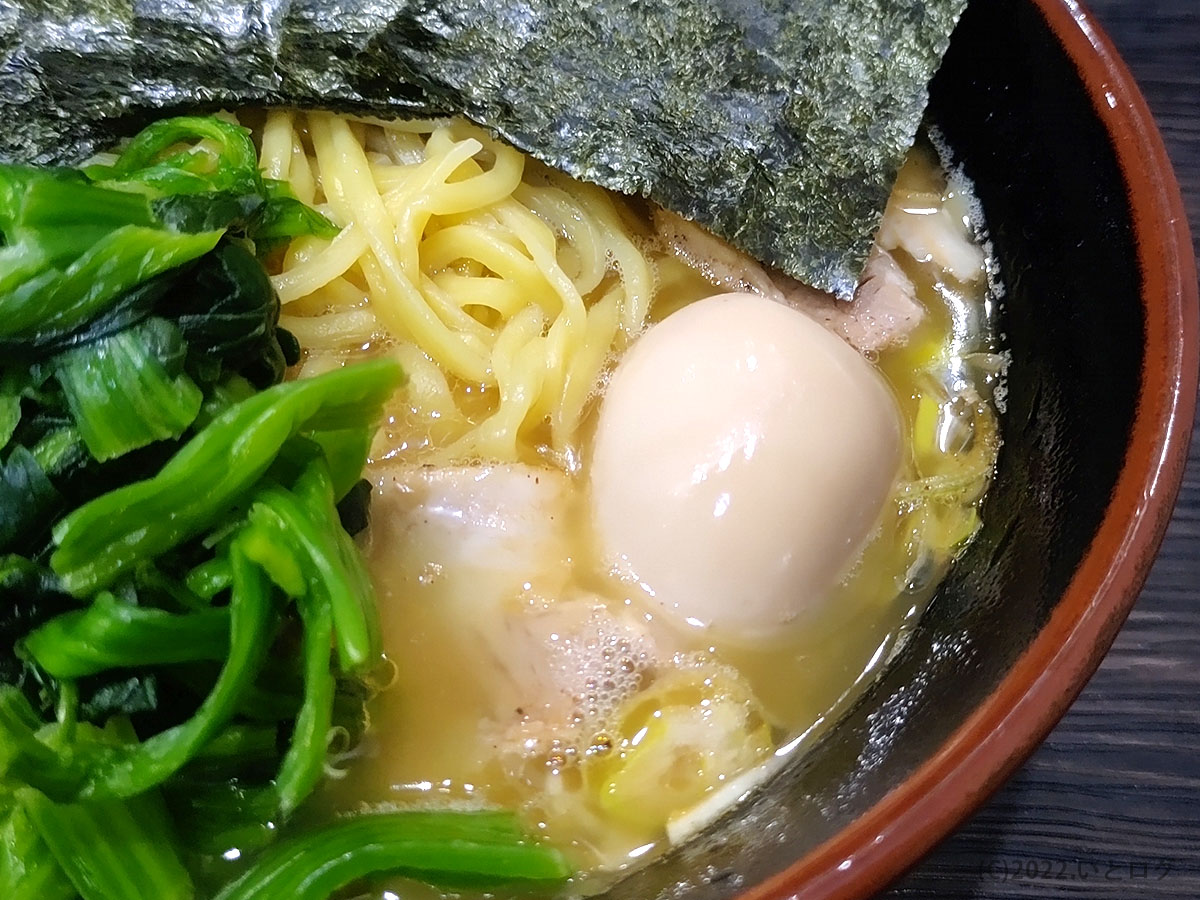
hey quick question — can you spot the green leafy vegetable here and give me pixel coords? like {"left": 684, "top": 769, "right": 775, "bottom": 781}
{"left": 89, "top": 116, "right": 262, "bottom": 196}
{"left": 170, "top": 241, "right": 289, "bottom": 387}
{"left": 0, "top": 205, "right": 221, "bottom": 341}
{"left": 0, "top": 557, "right": 76, "bottom": 686}
{"left": 69, "top": 540, "right": 277, "bottom": 801}
{"left": 255, "top": 181, "right": 341, "bottom": 243}
{"left": 78, "top": 677, "right": 159, "bottom": 724}
{"left": 0, "top": 793, "right": 75, "bottom": 900}
{"left": 0, "top": 688, "right": 88, "bottom": 799}
{"left": 214, "top": 810, "right": 573, "bottom": 900}
{"left": 165, "top": 777, "right": 282, "bottom": 857}
{"left": 245, "top": 456, "right": 381, "bottom": 673}
{"left": 55, "top": 318, "right": 204, "bottom": 462}
{"left": 23, "top": 785, "right": 194, "bottom": 900}
{"left": 0, "top": 110, "right": 563, "bottom": 900}
{"left": 0, "top": 447, "right": 62, "bottom": 554}
{"left": 51, "top": 358, "right": 403, "bottom": 596}
{"left": 90, "top": 115, "right": 338, "bottom": 244}
{"left": 22, "top": 593, "right": 230, "bottom": 680}
{"left": 30, "top": 427, "right": 88, "bottom": 478}
{"left": 0, "top": 394, "right": 20, "bottom": 452}
{"left": 0, "top": 275, "right": 174, "bottom": 364}
{"left": 271, "top": 587, "right": 334, "bottom": 816}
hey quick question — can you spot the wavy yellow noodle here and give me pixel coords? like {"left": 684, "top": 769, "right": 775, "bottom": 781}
{"left": 262, "top": 110, "right": 657, "bottom": 468}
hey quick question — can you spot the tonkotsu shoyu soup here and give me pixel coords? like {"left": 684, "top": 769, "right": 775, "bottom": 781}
{"left": 260, "top": 110, "right": 1003, "bottom": 893}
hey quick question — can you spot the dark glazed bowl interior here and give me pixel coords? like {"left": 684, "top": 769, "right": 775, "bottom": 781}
{"left": 601, "top": 2, "right": 1198, "bottom": 899}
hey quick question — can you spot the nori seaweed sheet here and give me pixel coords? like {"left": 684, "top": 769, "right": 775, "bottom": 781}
{"left": 0, "top": 0, "right": 967, "bottom": 297}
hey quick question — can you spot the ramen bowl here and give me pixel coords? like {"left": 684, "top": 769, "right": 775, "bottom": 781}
{"left": 1, "top": 0, "right": 1194, "bottom": 897}
{"left": 599, "top": 1, "right": 1197, "bottom": 898}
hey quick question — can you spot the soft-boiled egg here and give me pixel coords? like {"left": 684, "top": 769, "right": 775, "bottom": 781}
{"left": 589, "top": 292, "right": 903, "bottom": 642}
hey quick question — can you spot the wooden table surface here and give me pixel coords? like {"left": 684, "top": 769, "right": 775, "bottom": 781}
{"left": 884, "top": 2, "right": 1200, "bottom": 897}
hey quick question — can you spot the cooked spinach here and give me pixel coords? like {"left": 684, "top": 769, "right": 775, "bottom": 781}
{"left": 0, "top": 114, "right": 568, "bottom": 900}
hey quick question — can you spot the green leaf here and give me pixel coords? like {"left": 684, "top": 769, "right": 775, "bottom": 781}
{"left": 256, "top": 181, "right": 340, "bottom": 242}
{"left": 0, "top": 226, "right": 222, "bottom": 342}
{"left": 23, "top": 786, "right": 194, "bottom": 900}
{"left": 0, "top": 163, "right": 215, "bottom": 345}
{"left": 78, "top": 676, "right": 159, "bottom": 723}
{"left": 0, "top": 794, "right": 75, "bottom": 900}
{"left": 51, "top": 359, "right": 403, "bottom": 596}
{"left": 0, "top": 367, "right": 32, "bottom": 452}
{"left": 98, "top": 117, "right": 260, "bottom": 197}
{"left": 30, "top": 427, "right": 88, "bottom": 477}
{"left": 68, "top": 540, "right": 276, "bottom": 800}
{"left": 164, "top": 779, "right": 280, "bottom": 858}
{"left": 310, "top": 429, "right": 374, "bottom": 502}
{"left": 0, "top": 273, "right": 175, "bottom": 365}
{"left": 168, "top": 241, "right": 284, "bottom": 386}
{"left": 22, "top": 592, "right": 230, "bottom": 680}
{"left": 1, "top": 539, "right": 278, "bottom": 807}
{"left": 55, "top": 318, "right": 204, "bottom": 463}
{"left": 213, "top": 810, "right": 572, "bottom": 900}
{"left": 13, "top": 168, "right": 156, "bottom": 235}
{"left": 152, "top": 191, "right": 265, "bottom": 235}
{"left": 246, "top": 456, "right": 380, "bottom": 673}
{"left": 272, "top": 585, "right": 334, "bottom": 816}
{"left": 0, "top": 556, "right": 76, "bottom": 686}
{"left": 0, "top": 688, "right": 87, "bottom": 799}
{"left": 183, "top": 557, "right": 233, "bottom": 602}
{"left": 0, "top": 396, "right": 20, "bottom": 453}
{"left": 188, "top": 723, "right": 280, "bottom": 768}
{"left": 0, "top": 164, "right": 154, "bottom": 241}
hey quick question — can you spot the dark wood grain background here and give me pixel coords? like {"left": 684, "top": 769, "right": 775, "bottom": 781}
{"left": 882, "top": 2, "right": 1200, "bottom": 897}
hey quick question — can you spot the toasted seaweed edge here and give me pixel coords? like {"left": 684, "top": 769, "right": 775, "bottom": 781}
{"left": 0, "top": 0, "right": 968, "bottom": 297}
